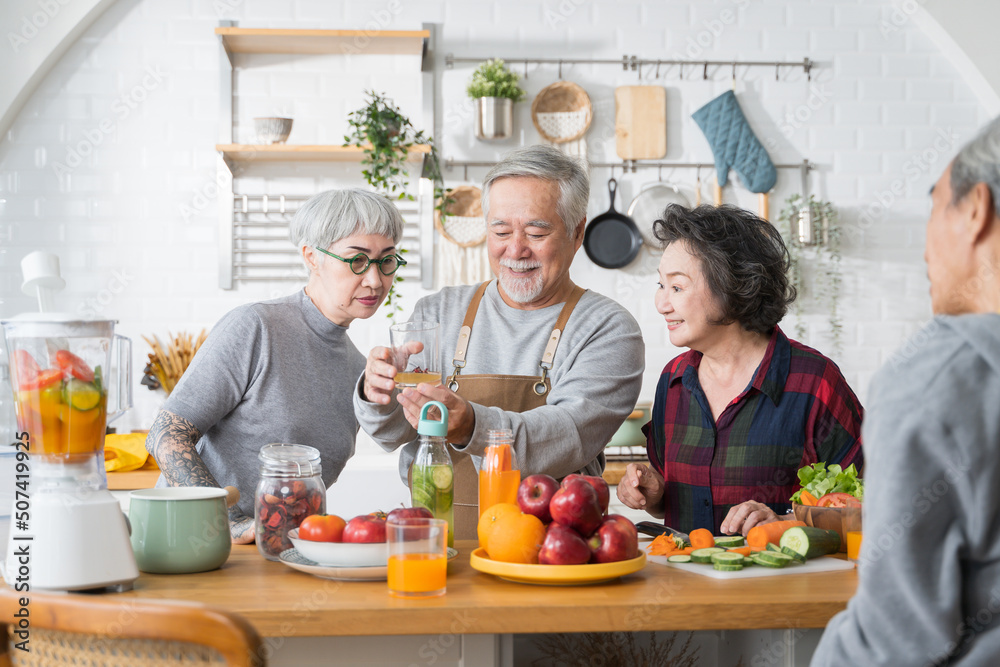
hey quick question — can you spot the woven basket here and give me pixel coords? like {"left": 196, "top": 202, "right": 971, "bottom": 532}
{"left": 530, "top": 81, "right": 592, "bottom": 144}
{"left": 435, "top": 185, "right": 486, "bottom": 248}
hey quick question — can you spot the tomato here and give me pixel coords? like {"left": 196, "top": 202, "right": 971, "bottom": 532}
{"left": 54, "top": 349, "right": 95, "bottom": 383}
{"left": 816, "top": 492, "right": 862, "bottom": 508}
{"left": 13, "top": 350, "right": 41, "bottom": 386}
{"left": 18, "top": 368, "right": 63, "bottom": 391}
{"left": 298, "top": 514, "right": 347, "bottom": 542}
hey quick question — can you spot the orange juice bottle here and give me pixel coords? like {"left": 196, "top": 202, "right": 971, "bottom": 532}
{"left": 479, "top": 429, "right": 520, "bottom": 518}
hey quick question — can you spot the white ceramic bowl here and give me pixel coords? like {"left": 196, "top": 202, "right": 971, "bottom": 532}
{"left": 253, "top": 117, "right": 293, "bottom": 144}
{"left": 287, "top": 528, "right": 388, "bottom": 567}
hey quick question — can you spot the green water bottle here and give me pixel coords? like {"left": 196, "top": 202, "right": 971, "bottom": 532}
{"left": 411, "top": 401, "right": 454, "bottom": 548}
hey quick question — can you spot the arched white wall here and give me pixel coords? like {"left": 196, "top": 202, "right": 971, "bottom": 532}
{"left": 0, "top": 0, "right": 117, "bottom": 140}
{"left": 915, "top": 1, "right": 1000, "bottom": 115}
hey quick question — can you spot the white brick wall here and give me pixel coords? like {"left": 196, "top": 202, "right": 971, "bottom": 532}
{"left": 0, "top": 0, "right": 989, "bottom": 445}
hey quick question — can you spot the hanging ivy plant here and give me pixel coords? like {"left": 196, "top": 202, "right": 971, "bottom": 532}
{"left": 344, "top": 91, "right": 448, "bottom": 321}
{"left": 776, "top": 194, "right": 843, "bottom": 353}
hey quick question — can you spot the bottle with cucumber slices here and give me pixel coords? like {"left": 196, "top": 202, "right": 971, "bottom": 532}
{"left": 411, "top": 401, "right": 454, "bottom": 547}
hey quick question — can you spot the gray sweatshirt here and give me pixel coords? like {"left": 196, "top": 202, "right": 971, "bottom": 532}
{"left": 354, "top": 282, "right": 645, "bottom": 482}
{"left": 160, "top": 290, "right": 366, "bottom": 518}
{"left": 812, "top": 314, "right": 1000, "bottom": 667}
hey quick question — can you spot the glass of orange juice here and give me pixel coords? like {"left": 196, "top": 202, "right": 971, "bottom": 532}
{"left": 387, "top": 517, "right": 448, "bottom": 599}
{"left": 847, "top": 531, "right": 863, "bottom": 562}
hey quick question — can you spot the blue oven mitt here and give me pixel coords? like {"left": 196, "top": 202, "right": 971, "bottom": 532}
{"left": 692, "top": 90, "right": 776, "bottom": 194}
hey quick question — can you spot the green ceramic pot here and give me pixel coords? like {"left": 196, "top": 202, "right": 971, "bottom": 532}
{"left": 607, "top": 403, "right": 652, "bottom": 448}
{"left": 129, "top": 487, "right": 231, "bottom": 574}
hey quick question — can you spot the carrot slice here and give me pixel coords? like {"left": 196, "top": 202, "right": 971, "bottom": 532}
{"left": 746, "top": 520, "right": 807, "bottom": 550}
{"left": 800, "top": 490, "right": 819, "bottom": 506}
{"left": 688, "top": 528, "right": 715, "bottom": 550}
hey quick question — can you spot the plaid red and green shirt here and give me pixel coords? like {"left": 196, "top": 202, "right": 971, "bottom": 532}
{"left": 643, "top": 327, "right": 864, "bottom": 534}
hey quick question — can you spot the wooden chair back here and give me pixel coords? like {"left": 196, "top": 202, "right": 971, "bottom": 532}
{"left": 0, "top": 588, "right": 265, "bottom": 666}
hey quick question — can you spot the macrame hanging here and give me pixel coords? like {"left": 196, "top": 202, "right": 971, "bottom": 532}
{"left": 531, "top": 80, "right": 592, "bottom": 158}
{"left": 434, "top": 185, "right": 492, "bottom": 287}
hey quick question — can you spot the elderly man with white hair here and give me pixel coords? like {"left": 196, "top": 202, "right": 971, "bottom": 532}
{"left": 148, "top": 188, "right": 406, "bottom": 543}
{"left": 811, "top": 116, "right": 1000, "bottom": 665}
{"left": 356, "top": 145, "right": 645, "bottom": 539}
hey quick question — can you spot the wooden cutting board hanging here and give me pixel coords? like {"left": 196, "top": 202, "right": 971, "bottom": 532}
{"left": 615, "top": 86, "right": 666, "bottom": 160}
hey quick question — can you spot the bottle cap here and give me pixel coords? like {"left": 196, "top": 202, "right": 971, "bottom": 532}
{"left": 417, "top": 401, "right": 449, "bottom": 437}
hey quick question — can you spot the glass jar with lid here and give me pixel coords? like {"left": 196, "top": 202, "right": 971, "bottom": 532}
{"left": 255, "top": 443, "right": 325, "bottom": 561}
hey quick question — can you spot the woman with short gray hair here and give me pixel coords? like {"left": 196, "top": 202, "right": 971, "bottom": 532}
{"left": 148, "top": 188, "right": 405, "bottom": 545}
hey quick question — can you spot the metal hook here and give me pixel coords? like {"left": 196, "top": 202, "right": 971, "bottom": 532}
{"left": 775, "top": 63, "right": 780, "bottom": 81}
{"left": 804, "top": 57, "right": 812, "bottom": 82}
{"left": 463, "top": 165, "right": 469, "bottom": 181}
{"left": 655, "top": 60, "right": 661, "bottom": 78}
{"left": 558, "top": 59, "right": 562, "bottom": 80}
{"left": 679, "top": 62, "right": 684, "bottom": 79}
{"left": 524, "top": 60, "right": 528, "bottom": 79}
{"left": 658, "top": 164, "right": 663, "bottom": 182}
{"left": 703, "top": 61, "right": 709, "bottom": 80}
{"left": 731, "top": 61, "right": 737, "bottom": 91}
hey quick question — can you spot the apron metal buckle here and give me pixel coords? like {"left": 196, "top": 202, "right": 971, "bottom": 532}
{"left": 533, "top": 366, "right": 549, "bottom": 396}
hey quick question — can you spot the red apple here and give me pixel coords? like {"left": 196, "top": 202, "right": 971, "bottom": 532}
{"left": 587, "top": 514, "right": 639, "bottom": 563}
{"left": 562, "top": 474, "right": 610, "bottom": 515}
{"left": 342, "top": 514, "right": 387, "bottom": 543}
{"left": 386, "top": 506, "right": 434, "bottom": 524}
{"left": 549, "top": 478, "right": 603, "bottom": 537}
{"left": 516, "top": 474, "right": 560, "bottom": 524}
{"left": 538, "top": 523, "right": 592, "bottom": 565}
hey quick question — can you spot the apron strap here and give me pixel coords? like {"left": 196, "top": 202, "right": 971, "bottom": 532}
{"left": 451, "top": 281, "right": 491, "bottom": 371}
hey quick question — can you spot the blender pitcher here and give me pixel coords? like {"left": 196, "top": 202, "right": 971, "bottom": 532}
{"left": 1, "top": 316, "right": 138, "bottom": 591}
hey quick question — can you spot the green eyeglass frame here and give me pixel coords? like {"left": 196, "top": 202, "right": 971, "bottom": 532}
{"left": 315, "top": 247, "right": 407, "bottom": 276}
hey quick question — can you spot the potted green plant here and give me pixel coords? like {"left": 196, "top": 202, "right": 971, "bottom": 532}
{"left": 344, "top": 91, "right": 445, "bottom": 320}
{"left": 467, "top": 59, "right": 526, "bottom": 141}
{"left": 776, "top": 194, "right": 843, "bottom": 353}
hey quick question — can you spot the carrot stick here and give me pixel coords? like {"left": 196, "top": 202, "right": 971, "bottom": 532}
{"left": 800, "top": 490, "right": 819, "bottom": 506}
{"left": 727, "top": 546, "right": 752, "bottom": 557}
{"left": 746, "top": 520, "right": 807, "bottom": 550}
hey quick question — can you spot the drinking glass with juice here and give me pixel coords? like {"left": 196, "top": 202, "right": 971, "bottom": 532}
{"left": 387, "top": 517, "right": 448, "bottom": 599}
{"left": 478, "top": 429, "right": 519, "bottom": 521}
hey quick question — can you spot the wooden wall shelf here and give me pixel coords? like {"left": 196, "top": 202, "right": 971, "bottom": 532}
{"left": 215, "top": 28, "right": 429, "bottom": 56}
{"left": 216, "top": 144, "right": 431, "bottom": 163}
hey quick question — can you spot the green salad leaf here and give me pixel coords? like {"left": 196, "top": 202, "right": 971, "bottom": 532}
{"left": 789, "top": 462, "right": 864, "bottom": 504}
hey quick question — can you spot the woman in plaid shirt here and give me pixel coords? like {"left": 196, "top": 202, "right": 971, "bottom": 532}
{"left": 617, "top": 204, "right": 864, "bottom": 535}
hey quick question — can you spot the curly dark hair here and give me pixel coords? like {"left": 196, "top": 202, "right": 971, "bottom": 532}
{"left": 652, "top": 204, "right": 796, "bottom": 335}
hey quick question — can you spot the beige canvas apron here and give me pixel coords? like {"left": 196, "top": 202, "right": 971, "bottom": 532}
{"left": 447, "top": 280, "right": 585, "bottom": 539}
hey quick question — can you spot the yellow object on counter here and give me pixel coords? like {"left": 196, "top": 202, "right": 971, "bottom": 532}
{"left": 104, "top": 433, "right": 159, "bottom": 472}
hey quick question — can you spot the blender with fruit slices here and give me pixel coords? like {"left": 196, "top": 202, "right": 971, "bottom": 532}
{"left": 0, "top": 251, "right": 138, "bottom": 591}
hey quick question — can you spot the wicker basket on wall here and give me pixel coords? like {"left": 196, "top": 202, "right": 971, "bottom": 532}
{"left": 530, "top": 81, "right": 593, "bottom": 144}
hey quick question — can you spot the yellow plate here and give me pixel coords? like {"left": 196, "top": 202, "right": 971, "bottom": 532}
{"left": 469, "top": 548, "right": 646, "bottom": 585}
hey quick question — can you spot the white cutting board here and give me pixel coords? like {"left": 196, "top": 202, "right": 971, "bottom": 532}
{"left": 647, "top": 552, "right": 855, "bottom": 579}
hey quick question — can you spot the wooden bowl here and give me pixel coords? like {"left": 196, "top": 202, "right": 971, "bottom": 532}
{"left": 792, "top": 503, "right": 861, "bottom": 553}
{"left": 530, "top": 81, "right": 592, "bottom": 143}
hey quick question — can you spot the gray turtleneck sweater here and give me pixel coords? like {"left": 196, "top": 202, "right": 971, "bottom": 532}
{"left": 160, "top": 289, "right": 365, "bottom": 518}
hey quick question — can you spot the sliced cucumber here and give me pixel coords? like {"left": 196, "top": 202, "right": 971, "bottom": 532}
{"left": 779, "top": 527, "right": 841, "bottom": 559}
{"left": 65, "top": 379, "right": 101, "bottom": 411}
{"left": 751, "top": 554, "right": 787, "bottom": 568}
{"left": 714, "top": 535, "right": 745, "bottom": 548}
{"left": 766, "top": 543, "right": 784, "bottom": 553}
{"left": 667, "top": 554, "right": 692, "bottom": 563}
{"left": 714, "top": 561, "right": 744, "bottom": 572}
{"left": 755, "top": 551, "right": 793, "bottom": 567}
{"left": 781, "top": 546, "right": 807, "bottom": 563}
{"left": 710, "top": 551, "right": 745, "bottom": 565}
{"left": 432, "top": 465, "right": 454, "bottom": 491}
{"left": 690, "top": 547, "right": 725, "bottom": 564}
{"left": 742, "top": 556, "right": 755, "bottom": 566}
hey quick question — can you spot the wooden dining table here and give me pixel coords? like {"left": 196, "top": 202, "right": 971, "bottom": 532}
{"left": 115, "top": 541, "right": 858, "bottom": 666}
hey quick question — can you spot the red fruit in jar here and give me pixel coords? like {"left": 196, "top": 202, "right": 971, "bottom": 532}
{"left": 53, "top": 349, "right": 95, "bottom": 382}
{"left": 298, "top": 514, "right": 347, "bottom": 542}
{"left": 343, "top": 514, "right": 387, "bottom": 543}
{"left": 549, "top": 478, "right": 603, "bottom": 537}
{"left": 562, "top": 474, "right": 610, "bottom": 515}
{"left": 538, "top": 523, "right": 591, "bottom": 565}
{"left": 516, "top": 474, "right": 560, "bottom": 524}
{"left": 587, "top": 515, "right": 639, "bottom": 563}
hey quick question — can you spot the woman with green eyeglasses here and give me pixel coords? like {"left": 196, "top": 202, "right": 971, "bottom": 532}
{"left": 146, "top": 188, "right": 405, "bottom": 545}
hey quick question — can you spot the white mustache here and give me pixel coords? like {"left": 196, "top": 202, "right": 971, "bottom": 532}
{"left": 500, "top": 260, "right": 542, "bottom": 272}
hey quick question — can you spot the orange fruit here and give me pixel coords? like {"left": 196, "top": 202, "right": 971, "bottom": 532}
{"left": 478, "top": 502, "right": 520, "bottom": 551}
{"left": 486, "top": 511, "right": 546, "bottom": 564}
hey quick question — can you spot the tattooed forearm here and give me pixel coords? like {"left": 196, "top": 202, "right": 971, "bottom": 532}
{"left": 146, "top": 409, "right": 218, "bottom": 488}
{"left": 229, "top": 511, "right": 256, "bottom": 544}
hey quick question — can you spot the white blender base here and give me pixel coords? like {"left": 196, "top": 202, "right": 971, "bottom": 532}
{"left": 4, "top": 489, "right": 138, "bottom": 591}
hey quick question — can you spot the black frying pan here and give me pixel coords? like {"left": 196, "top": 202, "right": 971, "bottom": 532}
{"left": 583, "top": 178, "right": 643, "bottom": 269}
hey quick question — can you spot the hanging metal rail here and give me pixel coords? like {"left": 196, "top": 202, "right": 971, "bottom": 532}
{"left": 445, "top": 55, "right": 815, "bottom": 81}
{"left": 444, "top": 158, "right": 812, "bottom": 181}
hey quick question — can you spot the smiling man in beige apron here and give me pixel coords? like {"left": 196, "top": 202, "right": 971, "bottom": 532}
{"left": 355, "top": 145, "right": 644, "bottom": 539}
